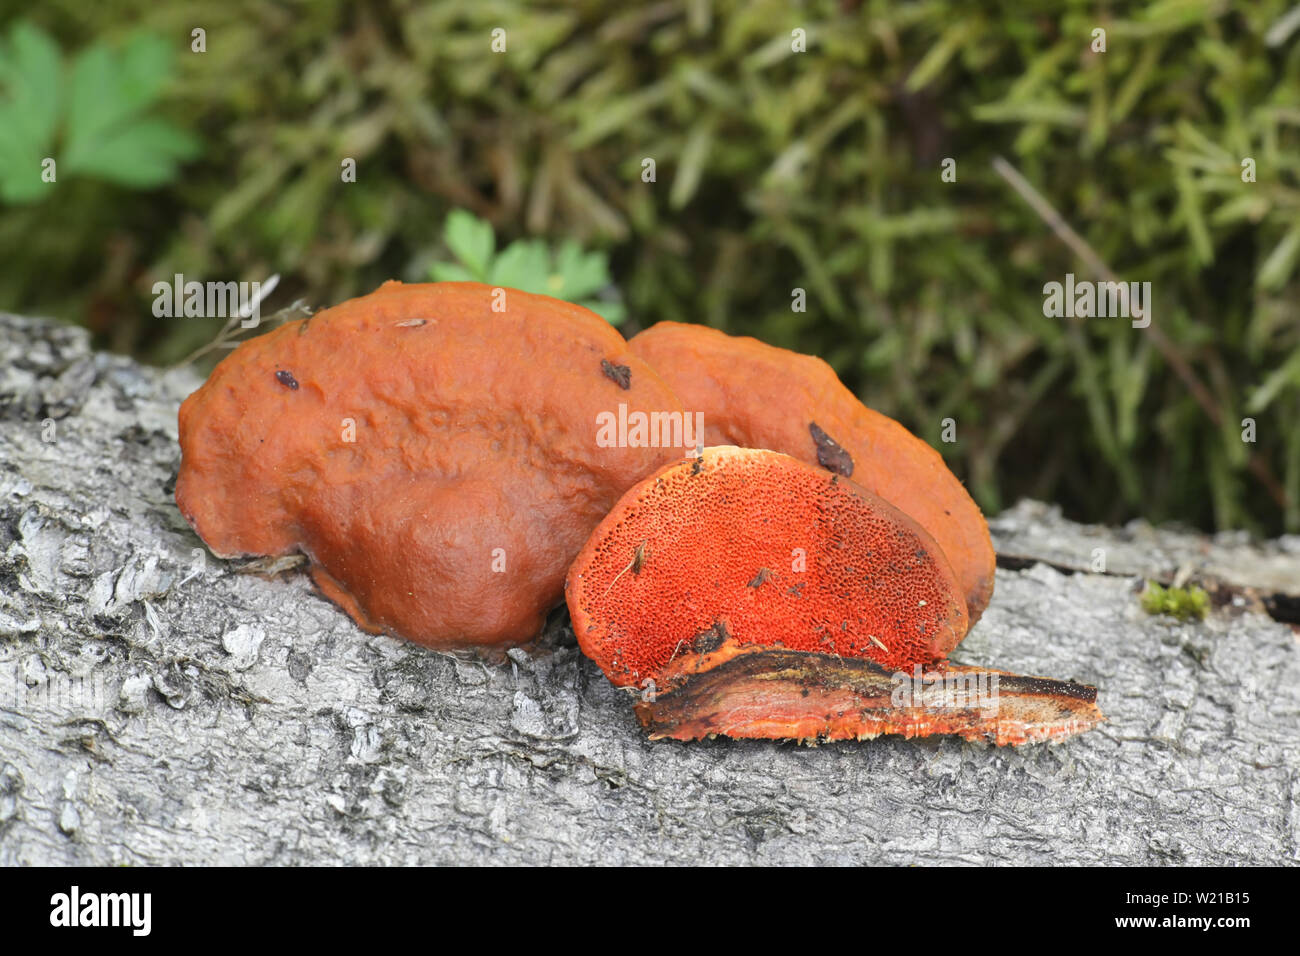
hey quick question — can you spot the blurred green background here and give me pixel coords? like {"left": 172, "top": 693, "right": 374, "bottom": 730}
{"left": 2, "top": 0, "right": 1298, "bottom": 534}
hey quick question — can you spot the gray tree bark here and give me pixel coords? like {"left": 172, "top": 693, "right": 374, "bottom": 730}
{"left": 1, "top": 312, "right": 1297, "bottom": 865}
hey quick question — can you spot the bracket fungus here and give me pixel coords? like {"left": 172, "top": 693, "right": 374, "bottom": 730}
{"left": 630, "top": 322, "right": 996, "bottom": 625}
{"left": 566, "top": 447, "right": 1104, "bottom": 746}
{"left": 176, "top": 281, "right": 684, "bottom": 650}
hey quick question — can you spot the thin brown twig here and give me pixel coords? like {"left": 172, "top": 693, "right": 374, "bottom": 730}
{"left": 168, "top": 283, "right": 311, "bottom": 371}
{"left": 600, "top": 540, "right": 649, "bottom": 599}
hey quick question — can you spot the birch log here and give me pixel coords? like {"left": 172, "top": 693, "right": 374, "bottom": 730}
{"left": 1, "top": 312, "right": 1297, "bottom": 865}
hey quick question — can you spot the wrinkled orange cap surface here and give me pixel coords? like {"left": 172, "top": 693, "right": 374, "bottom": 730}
{"left": 176, "top": 281, "right": 684, "bottom": 649}
{"left": 629, "top": 321, "right": 996, "bottom": 624}
{"left": 566, "top": 446, "right": 969, "bottom": 687}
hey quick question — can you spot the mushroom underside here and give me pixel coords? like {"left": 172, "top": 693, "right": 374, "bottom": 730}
{"left": 568, "top": 446, "right": 1103, "bottom": 745}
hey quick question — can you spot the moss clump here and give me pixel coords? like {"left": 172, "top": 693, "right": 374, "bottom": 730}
{"left": 1140, "top": 582, "right": 1210, "bottom": 622}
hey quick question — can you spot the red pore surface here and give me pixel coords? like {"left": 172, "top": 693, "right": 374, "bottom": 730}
{"left": 176, "top": 281, "right": 684, "bottom": 650}
{"left": 566, "top": 446, "right": 969, "bottom": 687}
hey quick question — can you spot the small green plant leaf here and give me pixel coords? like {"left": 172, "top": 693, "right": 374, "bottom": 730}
{"left": 430, "top": 261, "right": 478, "bottom": 283}
{"left": 429, "top": 210, "right": 623, "bottom": 325}
{"left": 443, "top": 209, "right": 495, "bottom": 280}
{"left": 0, "top": 22, "right": 63, "bottom": 203}
{"left": 1246, "top": 347, "right": 1300, "bottom": 413}
{"left": 62, "top": 32, "right": 198, "bottom": 186}
{"left": 1256, "top": 224, "right": 1300, "bottom": 291}
{"left": 583, "top": 300, "right": 625, "bottom": 326}
{"left": 552, "top": 239, "right": 610, "bottom": 299}
{"left": 488, "top": 238, "right": 552, "bottom": 290}
{"left": 71, "top": 118, "right": 199, "bottom": 188}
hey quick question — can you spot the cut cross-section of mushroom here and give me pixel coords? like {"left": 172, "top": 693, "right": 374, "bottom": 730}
{"left": 567, "top": 446, "right": 969, "bottom": 686}
{"left": 566, "top": 446, "right": 1103, "bottom": 745}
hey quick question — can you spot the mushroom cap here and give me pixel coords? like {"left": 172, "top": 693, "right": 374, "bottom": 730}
{"left": 629, "top": 321, "right": 995, "bottom": 624}
{"left": 176, "top": 281, "right": 685, "bottom": 649}
{"left": 565, "top": 446, "right": 969, "bottom": 688}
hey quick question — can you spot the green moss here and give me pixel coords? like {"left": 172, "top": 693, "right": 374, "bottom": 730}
{"left": 1140, "top": 582, "right": 1210, "bottom": 622}
{"left": 3, "top": 2, "right": 1299, "bottom": 534}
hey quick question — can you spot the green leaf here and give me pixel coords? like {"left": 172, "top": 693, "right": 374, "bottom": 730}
{"left": 62, "top": 31, "right": 197, "bottom": 186}
{"left": 0, "top": 22, "right": 61, "bottom": 148}
{"left": 1246, "top": 347, "right": 1300, "bottom": 413}
{"left": 430, "top": 261, "right": 478, "bottom": 283}
{"left": 551, "top": 239, "right": 610, "bottom": 299}
{"left": 430, "top": 212, "right": 621, "bottom": 324}
{"left": 1174, "top": 169, "right": 1213, "bottom": 265}
{"left": 1256, "top": 224, "right": 1300, "bottom": 291}
{"left": 582, "top": 300, "right": 625, "bottom": 326}
{"left": 443, "top": 209, "right": 495, "bottom": 280}
{"left": 905, "top": 20, "right": 977, "bottom": 92}
{"left": 569, "top": 81, "right": 670, "bottom": 149}
{"left": 68, "top": 118, "right": 198, "bottom": 187}
{"left": 118, "top": 32, "right": 173, "bottom": 107}
{"left": 0, "top": 22, "right": 63, "bottom": 203}
{"left": 488, "top": 238, "right": 551, "bottom": 291}
{"left": 1209, "top": 192, "right": 1268, "bottom": 226}
{"left": 670, "top": 122, "right": 713, "bottom": 209}
{"left": 972, "top": 99, "right": 1085, "bottom": 126}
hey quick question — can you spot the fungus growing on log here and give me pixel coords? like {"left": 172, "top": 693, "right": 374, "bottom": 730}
{"left": 566, "top": 447, "right": 1103, "bottom": 745}
{"left": 629, "top": 322, "right": 996, "bottom": 625}
{"left": 176, "top": 281, "right": 684, "bottom": 650}
{"left": 568, "top": 446, "right": 968, "bottom": 684}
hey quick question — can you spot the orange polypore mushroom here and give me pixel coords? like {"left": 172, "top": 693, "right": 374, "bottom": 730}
{"left": 568, "top": 445, "right": 968, "bottom": 683}
{"left": 567, "top": 447, "right": 1103, "bottom": 745}
{"left": 629, "top": 322, "right": 996, "bottom": 624}
{"left": 176, "top": 281, "right": 684, "bottom": 650}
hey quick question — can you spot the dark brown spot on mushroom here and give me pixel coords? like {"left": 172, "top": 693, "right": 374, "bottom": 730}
{"left": 632, "top": 540, "right": 649, "bottom": 575}
{"left": 275, "top": 370, "right": 299, "bottom": 390}
{"left": 747, "top": 568, "right": 773, "bottom": 588}
{"left": 601, "top": 359, "right": 632, "bottom": 390}
{"left": 691, "top": 620, "right": 730, "bottom": 655}
{"left": 599, "top": 540, "right": 650, "bottom": 599}
{"left": 809, "top": 422, "right": 853, "bottom": 477}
